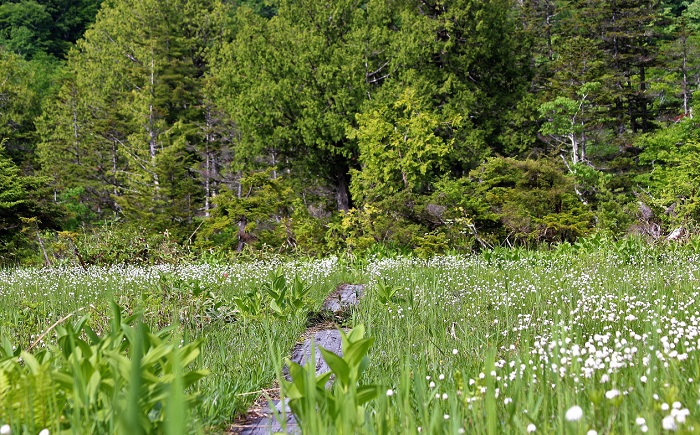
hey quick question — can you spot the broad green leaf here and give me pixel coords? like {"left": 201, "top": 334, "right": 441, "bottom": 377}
{"left": 318, "top": 347, "right": 350, "bottom": 387}
{"left": 356, "top": 385, "right": 379, "bottom": 405}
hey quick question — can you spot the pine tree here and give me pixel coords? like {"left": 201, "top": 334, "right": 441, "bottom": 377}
{"left": 0, "top": 49, "right": 42, "bottom": 169}
{"left": 39, "top": 0, "right": 223, "bottom": 234}
{"left": 567, "top": 0, "right": 664, "bottom": 134}
{"left": 37, "top": 74, "right": 124, "bottom": 219}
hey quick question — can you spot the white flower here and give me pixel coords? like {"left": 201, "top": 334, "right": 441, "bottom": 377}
{"left": 429, "top": 381, "right": 436, "bottom": 388}
{"left": 444, "top": 414, "right": 450, "bottom": 420}
{"left": 640, "top": 375, "right": 647, "bottom": 383}
{"left": 442, "top": 393, "right": 448, "bottom": 400}
{"left": 386, "top": 389, "right": 394, "bottom": 397}
{"left": 526, "top": 423, "right": 536, "bottom": 433}
{"left": 452, "top": 348, "right": 459, "bottom": 355}
{"left": 439, "top": 374, "right": 445, "bottom": 381}
{"left": 605, "top": 389, "right": 620, "bottom": 399}
{"left": 587, "top": 431, "right": 598, "bottom": 435}
{"left": 641, "top": 425, "right": 648, "bottom": 433}
{"left": 635, "top": 417, "right": 646, "bottom": 426}
{"left": 38, "top": 430, "right": 49, "bottom": 435}
{"left": 565, "top": 406, "right": 583, "bottom": 422}
{"left": 0, "top": 425, "right": 9, "bottom": 435}
{"left": 662, "top": 415, "right": 678, "bottom": 431}
{"left": 671, "top": 408, "right": 690, "bottom": 423}
{"left": 662, "top": 403, "right": 670, "bottom": 411}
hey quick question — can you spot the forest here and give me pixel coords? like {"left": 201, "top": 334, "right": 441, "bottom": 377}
{"left": 2, "top": 0, "right": 700, "bottom": 264}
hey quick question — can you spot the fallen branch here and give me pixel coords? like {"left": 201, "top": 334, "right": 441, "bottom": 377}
{"left": 27, "top": 310, "right": 80, "bottom": 352}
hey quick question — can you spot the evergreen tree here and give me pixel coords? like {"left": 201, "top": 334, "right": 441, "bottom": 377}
{"left": 567, "top": 0, "right": 664, "bottom": 135}
{"left": 349, "top": 87, "right": 460, "bottom": 204}
{"left": 212, "top": 0, "right": 377, "bottom": 211}
{"left": 653, "top": 12, "right": 700, "bottom": 118}
{"left": 37, "top": 73, "right": 124, "bottom": 220}
{"left": 0, "top": 48, "right": 47, "bottom": 170}
{"left": 39, "top": 0, "right": 224, "bottom": 235}
{"left": 0, "top": 144, "right": 62, "bottom": 258}
{"left": 0, "top": 0, "right": 103, "bottom": 59}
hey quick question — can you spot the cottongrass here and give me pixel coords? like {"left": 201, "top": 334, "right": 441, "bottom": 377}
{"left": 355, "top": 247, "right": 700, "bottom": 433}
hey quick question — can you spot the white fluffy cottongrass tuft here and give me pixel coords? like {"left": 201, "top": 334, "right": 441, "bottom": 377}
{"left": 565, "top": 405, "right": 584, "bottom": 421}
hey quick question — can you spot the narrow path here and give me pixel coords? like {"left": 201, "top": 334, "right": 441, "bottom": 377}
{"left": 230, "top": 284, "right": 365, "bottom": 434}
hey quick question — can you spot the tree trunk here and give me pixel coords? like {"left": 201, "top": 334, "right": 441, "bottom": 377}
{"left": 148, "top": 54, "right": 159, "bottom": 189}
{"left": 682, "top": 33, "right": 689, "bottom": 116}
{"left": 336, "top": 166, "right": 351, "bottom": 212}
{"left": 236, "top": 217, "right": 247, "bottom": 252}
{"left": 639, "top": 65, "right": 649, "bottom": 133}
{"left": 36, "top": 230, "right": 50, "bottom": 267}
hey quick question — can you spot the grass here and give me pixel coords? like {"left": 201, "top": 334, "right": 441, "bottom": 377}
{"left": 0, "top": 256, "right": 358, "bottom": 431}
{"left": 350, "top": 246, "right": 700, "bottom": 433}
{"left": 1, "top": 241, "right": 700, "bottom": 433}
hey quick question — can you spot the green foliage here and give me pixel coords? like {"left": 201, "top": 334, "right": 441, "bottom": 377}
{"left": 0, "top": 48, "right": 47, "bottom": 166}
{"left": 472, "top": 157, "right": 594, "bottom": 245}
{"left": 57, "top": 186, "right": 96, "bottom": 230}
{"left": 199, "top": 170, "right": 293, "bottom": 251}
{"left": 0, "top": 1, "right": 52, "bottom": 58}
{"left": 412, "top": 232, "right": 450, "bottom": 258}
{"left": 284, "top": 199, "right": 328, "bottom": 255}
{"left": 232, "top": 290, "right": 265, "bottom": 318}
{"left": 0, "top": 145, "right": 62, "bottom": 264}
{"left": 350, "top": 87, "right": 459, "bottom": 203}
{"left": 570, "top": 164, "right": 632, "bottom": 236}
{"left": 324, "top": 157, "right": 597, "bottom": 252}
{"left": 211, "top": 0, "right": 372, "bottom": 210}
{"left": 10, "top": 0, "right": 700, "bottom": 259}
{"left": 263, "top": 269, "right": 311, "bottom": 318}
{"left": 38, "top": 0, "right": 224, "bottom": 233}
{"left": 0, "top": 0, "right": 103, "bottom": 59}
{"left": 374, "top": 280, "right": 404, "bottom": 305}
{"left": 636, "top": 118, "right": 700, "bottom": 227}
{"left": 325, "top": 204, "right": 424, "bottom": 253}
{"left": 234, "top": 268, "right": 311, "bottom": 319}
{"left": 71, "top": 224, "right": 186, "bottom": 266}
{"left": 281, "top": 324, "right": 378, "bottom": 433}
{"left": 154, "top": 272, "right": 237, "bottom": 328}
{"left": 0, "top": 302, "right": 208, "bottom": 433}
{"left": 538, "top": 82, "right": 603, "bottom": 164}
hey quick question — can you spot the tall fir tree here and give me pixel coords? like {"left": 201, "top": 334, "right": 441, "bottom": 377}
{"left": 38, "top": 0, "right": 226, "bottom": 235}
{"left": 566, "top": 0, "right": 664, "bottom": 135}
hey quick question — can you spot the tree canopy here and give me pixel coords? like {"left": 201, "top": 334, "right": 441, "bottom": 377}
{"left": 4, "top": 0, "right": 700, "bottom": 262}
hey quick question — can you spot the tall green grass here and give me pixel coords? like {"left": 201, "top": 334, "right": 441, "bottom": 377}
{"left": 338, "top": 244, "right": 700, "bottom": 433}
{"left": 4, "top": 241, "right": 700, "bottom": 433}
{"left": 0, "top": 257, "right": 357, "bottom": 431}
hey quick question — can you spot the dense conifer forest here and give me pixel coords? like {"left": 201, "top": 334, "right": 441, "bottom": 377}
{"left": 2, "top": 0, "right": 700, "bottom": 263}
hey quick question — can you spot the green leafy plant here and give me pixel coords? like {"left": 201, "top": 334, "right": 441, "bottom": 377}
{"left": 375, "top": 280, "right": 404, "bottom": 305}
{"left": 232, "top": 290, "right": 265, "bottom": 318}
{"left": 263, "top": 269, "right": 311, "bottom": 318}
{"left": 159, "top": 274, "right": 237, "bottom": 327}
{"left": 0, "top": 303, "right": 209, "bottom": 433}
{"left": 280, "top": 324, "right": 379, "bottom": 433}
